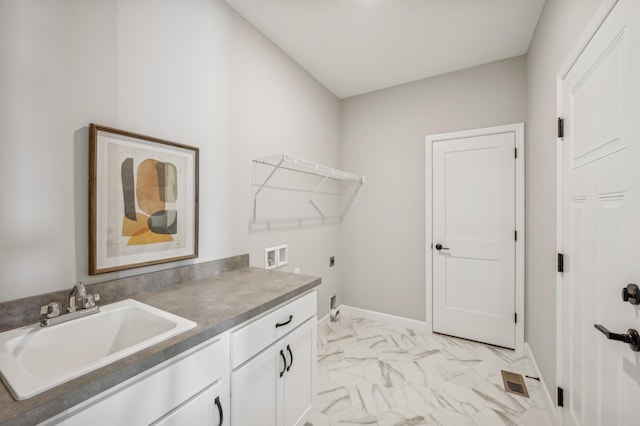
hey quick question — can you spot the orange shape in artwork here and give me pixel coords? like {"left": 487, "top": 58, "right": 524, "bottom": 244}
{"left": 127, "top": 230, "right": 173, "bottom": 246}
{"left": 137, "top": 159, "right": 165, "bottom": 215}
{"left": 122, "top": 213, "right": 149, "bottom": 236}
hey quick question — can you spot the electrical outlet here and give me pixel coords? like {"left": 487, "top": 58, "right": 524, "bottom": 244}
{"left": 329, "top": 256, "right": 335, "bottom": 267}
{"left": 330, "top": 294, "right": 339, "bottom": 322}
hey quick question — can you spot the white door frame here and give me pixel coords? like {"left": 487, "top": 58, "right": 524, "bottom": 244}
{"left": 555, "top": 0, "right": 620, "bottom": 422}
{"left": 425, "top": 123, "right": 525, "bottom": 353}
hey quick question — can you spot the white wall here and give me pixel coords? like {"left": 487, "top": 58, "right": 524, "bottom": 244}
{"left": 525, "top": 0, "right": 604, "bottom": 395}
{"left": 340, "top": 57, "right": 527, "bottom": 321}
{"left": 228, "top": 11, "right": 342, "bottom": 318}
{"left": 0, "top": 0, "right": 341, "bottom": 314}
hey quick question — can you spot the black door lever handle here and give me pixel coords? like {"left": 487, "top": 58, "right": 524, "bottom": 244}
{"left": 435, "top": 243, "right": 449, "bottom": 251}
{"left": 594, "top": 324, "right": 640, "bottom": 351}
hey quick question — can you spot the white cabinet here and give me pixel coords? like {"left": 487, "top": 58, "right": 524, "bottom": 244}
{"left": 281, "top": 318, "right": 316, "bottom": 426}
{"left": 37, "top": 290, "right": 317, "bottom": 426}
{"left": 231, "top": 344, "right": 279, "bottom": 425}
{"left": 231, "top": 291, "right": 317, "bottom": 426}
{"left": 231, "top": 318, "right": 316, "bottom": 426}
{"left": 41, "top": 334, "right": 229, "bottom": 426}
{"left": 153, "top": 379, "right": 225, "bottom": 426}
{"left": 230, "top": 291, "right": 317, "bottom": 369}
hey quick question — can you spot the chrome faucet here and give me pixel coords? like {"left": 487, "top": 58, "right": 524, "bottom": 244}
{"left": 40, "top": 282, "right": 101, "bottom": 327}
{"left": 68, "top": 282, "right": 87, "bottom": 313}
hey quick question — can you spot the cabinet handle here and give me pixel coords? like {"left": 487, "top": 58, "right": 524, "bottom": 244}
{"left": 275, "top": 315, "right": 293, "bottom": 328}
{"left": 214, "top": 396, "right": 223, "bottom": 426}
{"left": 286, "top": 345, "right": 293, "bottom": 371}
{"left": 279, "top": 350, "right": 287, "bottom": 377}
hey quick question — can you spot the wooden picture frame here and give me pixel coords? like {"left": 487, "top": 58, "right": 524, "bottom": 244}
{"left": 89, "top": 124, "right": 199, "bottom": 274}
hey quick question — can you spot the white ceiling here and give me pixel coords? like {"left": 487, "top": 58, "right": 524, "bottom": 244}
{"left": 223, "top": 0, "right": 546, "bottom": 99}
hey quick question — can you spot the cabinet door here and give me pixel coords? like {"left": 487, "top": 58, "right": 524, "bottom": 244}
{"left": 282, "top": 318, "right": 317, "bottom": 426}
{"left": 153, "top": 380, "right": 226, "bottom": 426}
{"left": 231, "top": 345, "right": 279, "bottom": 426}
{"left": 48, "top": 336, "right": 228, "bottom": 426}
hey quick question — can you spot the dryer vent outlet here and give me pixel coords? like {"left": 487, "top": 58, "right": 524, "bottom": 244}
{"left": 329, "top": 295, "right": 339, "bottom": 322}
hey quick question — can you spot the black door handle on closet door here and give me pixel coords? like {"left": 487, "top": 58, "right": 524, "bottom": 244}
{"left": 435, "top": 243, "right": 449, "bottom": 251}
{"left": 286, "top": 345, "right": 293, "bottom": 371}
{"left": 279, "top": 350, "right": 287, "bottom": 377}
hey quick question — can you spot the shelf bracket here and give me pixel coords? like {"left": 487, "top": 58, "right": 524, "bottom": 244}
{"left": 308, "top": 174, "right": 330, "bottom": 219}
{"left": 252, "top": 156, "right": 285, "bottom": 221}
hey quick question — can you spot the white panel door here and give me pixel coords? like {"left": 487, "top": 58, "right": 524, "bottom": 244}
{"left": 432, "top": 131, "right": 516, "bottom": 348}
{"left": 559, "top": 0, "right": 640, "bottom": 424}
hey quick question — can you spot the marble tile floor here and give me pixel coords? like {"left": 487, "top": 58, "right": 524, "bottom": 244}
{"left": 306, "top": 313, "right": 552, "bottom": 426}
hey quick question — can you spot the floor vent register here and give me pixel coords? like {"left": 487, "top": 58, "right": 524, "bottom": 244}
{"left": 501, "top": 370, "right": 529, "bottom": 398}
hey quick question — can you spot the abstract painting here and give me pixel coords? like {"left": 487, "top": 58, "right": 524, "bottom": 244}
{"left": 89, "top": 124, "right": 199, "bottom": 274}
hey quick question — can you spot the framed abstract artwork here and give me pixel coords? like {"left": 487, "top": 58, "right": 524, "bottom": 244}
{"left": 89, "top": 124, "right": 199, "bottom": 274}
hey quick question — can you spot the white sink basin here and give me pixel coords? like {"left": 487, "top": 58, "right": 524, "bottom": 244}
{"left": 0, "top": 299, "right": 196, "bottom": 400}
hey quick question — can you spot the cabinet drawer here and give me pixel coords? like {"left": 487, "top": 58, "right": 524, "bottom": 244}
{"left": 231, "top": 291, "right": 316, "bottom": 369}
{"left": 45, "top": 334, "right": 228, "bottom": 426}
{"left": 152, "top": 379, "right": 225, "bottom": 426}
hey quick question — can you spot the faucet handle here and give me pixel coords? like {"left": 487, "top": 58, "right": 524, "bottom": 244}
{"left": 40, "top": 302, "right": 61, "bottom": 318}
{"left": 82, "top": 293, "right": 100, "bottom": 309}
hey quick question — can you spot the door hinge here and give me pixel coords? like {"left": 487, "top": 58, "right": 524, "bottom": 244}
{"left": 515, "top": 148, "right": 518, "bottom": 159}
{"left": 557, "top": 387, "right": 564, "bottom": 407}
{"left": 558, "top": 253, "right": 564, "bottom": 273}
{"left": 514, "top": 230, "right": 518, "bottom": 241}
{"left": 558, "top": 117, "right": 565, "bottom": 139}
{"left": 514, "top": 313, "right": 518, "bottom": 323}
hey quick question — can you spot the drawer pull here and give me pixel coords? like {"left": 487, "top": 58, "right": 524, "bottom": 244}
{"left": 214, "top": 396, "right": 223, "bottom": 425}
{"left": 279, "top": 350, "right": 287, "bottom": 377}
{"left": 286, "top": 345, "right": 293, "bottom": 371}
{"left": 275, "top": 315, "right": 293, "bottom": 328}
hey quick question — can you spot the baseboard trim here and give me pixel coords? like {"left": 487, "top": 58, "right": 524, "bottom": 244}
{"left": 339, "top": 305, "right": 429, "bottom": 331}
{"left": 525, "top": 342, "right": 557, "bottom": 421}
{"left": 318, "top": 312, "right": 329, "bottom": 328}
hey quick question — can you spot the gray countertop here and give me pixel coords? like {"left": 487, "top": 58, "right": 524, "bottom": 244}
{"left": 0, "top": 266, "right": 321, "bottom": 426}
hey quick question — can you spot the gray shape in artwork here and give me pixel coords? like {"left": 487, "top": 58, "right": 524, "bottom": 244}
{"left": 148, "top": 210, "right": 177, "bottom": 234}
{"left": 121, "top": 158, "right": 136, "bottom": 220}
{"left": 156, "top": 161, "right": 178, "bottom": 203}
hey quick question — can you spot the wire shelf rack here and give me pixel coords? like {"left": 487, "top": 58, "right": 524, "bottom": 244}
{"left": 250, "top": 154, "right": 365, "bottom": 229}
